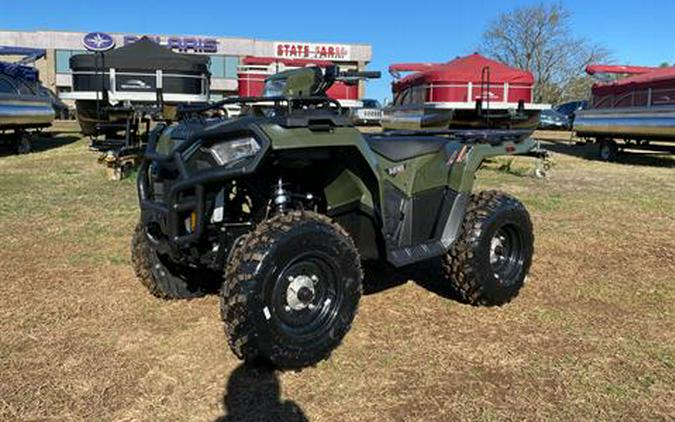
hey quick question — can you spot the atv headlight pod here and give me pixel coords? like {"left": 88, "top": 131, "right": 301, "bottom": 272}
{"left": 208, "top": 137, "right": 261, "bottom": 166}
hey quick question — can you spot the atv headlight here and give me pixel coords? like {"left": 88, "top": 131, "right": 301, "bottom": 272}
{"left": 208, "top": 137, "right": 261, "bottom": 165}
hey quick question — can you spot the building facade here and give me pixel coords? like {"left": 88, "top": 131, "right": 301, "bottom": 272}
{"left": 0, "top": 30, "right": 372, "bottom": 101}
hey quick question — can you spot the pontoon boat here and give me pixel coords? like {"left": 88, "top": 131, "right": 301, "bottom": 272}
{"left": 0, "top": 47, "right": 55, "bottom": 153}
{"left": 382, "top": 54, "right": 549, "bottom": 135}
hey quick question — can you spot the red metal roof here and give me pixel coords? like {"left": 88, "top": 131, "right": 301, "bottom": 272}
{"left": 392, "top": 54, "right": 534, "bottom": 92}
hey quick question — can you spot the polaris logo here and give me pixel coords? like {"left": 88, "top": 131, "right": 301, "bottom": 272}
{"left": 83, "top": 32, "right": 115, "bottom": 52}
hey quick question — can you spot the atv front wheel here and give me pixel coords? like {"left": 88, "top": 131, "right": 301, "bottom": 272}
{"left": 131, "top": 223, "right": 216, "bottom": 299}
{"left": 442, "top": 191, "right": 533, "bottom": 306}
{"left": 220, "top": 211, "right": 362, "bottom": 370}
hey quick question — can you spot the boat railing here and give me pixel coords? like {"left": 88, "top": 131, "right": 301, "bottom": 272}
{"left": 592, "top": 87, "right": 675, "bottom": 109}
{"left": 428, "top": 82, "right": 532, "bottom": 103}
{"left": 395, "top": 82, "right": 533, "bottom": 105}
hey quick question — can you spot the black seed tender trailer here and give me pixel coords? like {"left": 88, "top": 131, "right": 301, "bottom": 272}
{"left": 61, "top": 37, "right": 211, "bottom": 178}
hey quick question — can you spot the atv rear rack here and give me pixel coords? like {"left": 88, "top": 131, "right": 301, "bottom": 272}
{"left": 373, "top": 128, "right": 534, "bottom": 145}
{"left": 177, "top": 95, "right": 343, "bottom": 118}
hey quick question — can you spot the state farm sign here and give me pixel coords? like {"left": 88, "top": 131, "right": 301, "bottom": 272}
{"left": 274, "top": 42, "right": 352, "bottom": 61}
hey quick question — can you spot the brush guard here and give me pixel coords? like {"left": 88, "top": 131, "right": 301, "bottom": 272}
{"left": 137, "top": 122, "right": 270, "bottom": 249}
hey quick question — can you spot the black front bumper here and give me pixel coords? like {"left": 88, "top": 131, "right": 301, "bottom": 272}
{"left": 138, "top": 159, "right": 209, "bottom": 247}
{"left": 137, "top": 123, "right": 270, "bottom": 248}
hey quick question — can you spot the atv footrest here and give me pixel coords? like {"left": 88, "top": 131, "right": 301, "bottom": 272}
{"left": 388, "top": 241, "right": 446, "bottom": 268}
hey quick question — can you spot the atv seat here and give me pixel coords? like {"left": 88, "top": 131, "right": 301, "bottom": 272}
{"left": 365, "top": 135, "right": 448, "bottom": 162}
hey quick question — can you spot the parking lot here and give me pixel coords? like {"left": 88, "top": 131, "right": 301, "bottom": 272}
{"left": 0, "top": 126, "right": 672, "bottom": 420}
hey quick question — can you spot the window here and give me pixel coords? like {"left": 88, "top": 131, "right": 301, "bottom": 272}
{"left": 55, "top": 49, "right": 90, "bottom": 74}
{"left": 396, "top": 88, "right": 412, "bottom": 105}
{"left": 209, "top": 55, "right": 239, "bottom": 78}
{"left": 411, "top": 86, "right": 426, "bottom": 104}
{"left": 210, "top": 91, "right": 225, "bottom": 101}
{"left": 362, "top": 99, "right": 381, "bottom": 109}
{"left": 393, "top": 91, "right": 404, "bottom": 106}
{"left": 0, "top": 76, "right": 17, "bottom": 94}
{"left": 55, "top": 50, "right": 73, "bottom": 73}
{"left": 652, "top": 88, "right": 675, "bottom": 106}
{"left": 16, "top": 80, "right": 36, "bottom": 95}
{"left": 593, "top": 96, "right": 612, "bottom": 109}
{"left": 210, "top": 55, "right": 224, "bottom": 78}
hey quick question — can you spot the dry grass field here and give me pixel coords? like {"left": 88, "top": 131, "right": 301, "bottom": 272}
{"left": 1, "top": 126, "right": 673, "bottom": 421}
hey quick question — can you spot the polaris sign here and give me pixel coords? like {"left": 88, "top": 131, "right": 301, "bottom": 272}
{"left": 82, "top": 32, "right": 115, "bottom": 52}
{"left": 123, "top": 35, "right": 218, "bottom": 53}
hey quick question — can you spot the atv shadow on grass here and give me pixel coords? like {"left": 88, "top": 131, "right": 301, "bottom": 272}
{"left": 215, "top": 364, "right": 307, "bottom": 422}
{"left": 363, "top": 259, "right": 465, "bottom": 303}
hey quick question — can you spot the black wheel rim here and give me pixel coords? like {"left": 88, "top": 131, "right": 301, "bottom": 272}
{"left": 489, "top": 224, "right": 525, "bottom": 286}
{"left": 268, "top": 251, "right": 342, "bottom": 339}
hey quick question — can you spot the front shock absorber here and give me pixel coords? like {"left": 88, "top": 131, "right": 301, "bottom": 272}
{"left": 273, "top": 178, "right": 291, "bottom": 213}
{"left": 271, "top": 178, "right": 317, "bottom": 214}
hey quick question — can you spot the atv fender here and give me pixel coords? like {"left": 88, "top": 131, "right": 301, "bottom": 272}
{"left": 324, "top": 170, "right": 381, "bottom": 260}
{"left": 324, "top": 170, "right": 374, "bottom": 212}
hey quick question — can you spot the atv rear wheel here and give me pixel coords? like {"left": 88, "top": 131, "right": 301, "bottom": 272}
{"left": 220, "top": 211, "right": 362, "bottom": 370}
{"left": 131, "top": 222, "right": 216, "bottom": 299}
{"left": 442, "top": 191, "right": 533, "bottom": 306}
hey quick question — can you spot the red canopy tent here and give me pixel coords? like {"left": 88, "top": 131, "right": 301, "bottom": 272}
{"left": 390, "top": 54, "right": 534, "bottom": 103}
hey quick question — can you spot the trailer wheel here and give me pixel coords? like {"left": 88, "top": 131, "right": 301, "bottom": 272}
{"left": 14, "top": 131, "right": 31, "bottom": 154}
{"left": 442, "top": 191, "right": 534, "bottom": 306}
{"left": 598, "top": 138, "right": 618, "bottom": 162}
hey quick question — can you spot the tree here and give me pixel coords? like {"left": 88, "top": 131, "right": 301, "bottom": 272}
{"left": 479, "top": 3, "right": 611, "bottom": 104}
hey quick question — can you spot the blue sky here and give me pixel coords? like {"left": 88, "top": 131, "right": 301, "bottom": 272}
{"left": 2, "top": 0, "right": 674, "bottom": 101}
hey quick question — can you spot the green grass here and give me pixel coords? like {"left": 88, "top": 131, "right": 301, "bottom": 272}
{"left": 0, "top": 130, "right": 673, "bottom": 421}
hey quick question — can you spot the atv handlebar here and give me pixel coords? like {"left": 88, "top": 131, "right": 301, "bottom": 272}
{"left": 338, "top": 70, "right": 381, "bottom": 80}
{"left": 176, "top": 95, "right": 342, "bottom": 118}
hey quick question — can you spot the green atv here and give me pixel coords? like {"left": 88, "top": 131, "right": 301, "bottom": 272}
{"left": 132, "top": 66, "right": 536, "bottom": 369}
